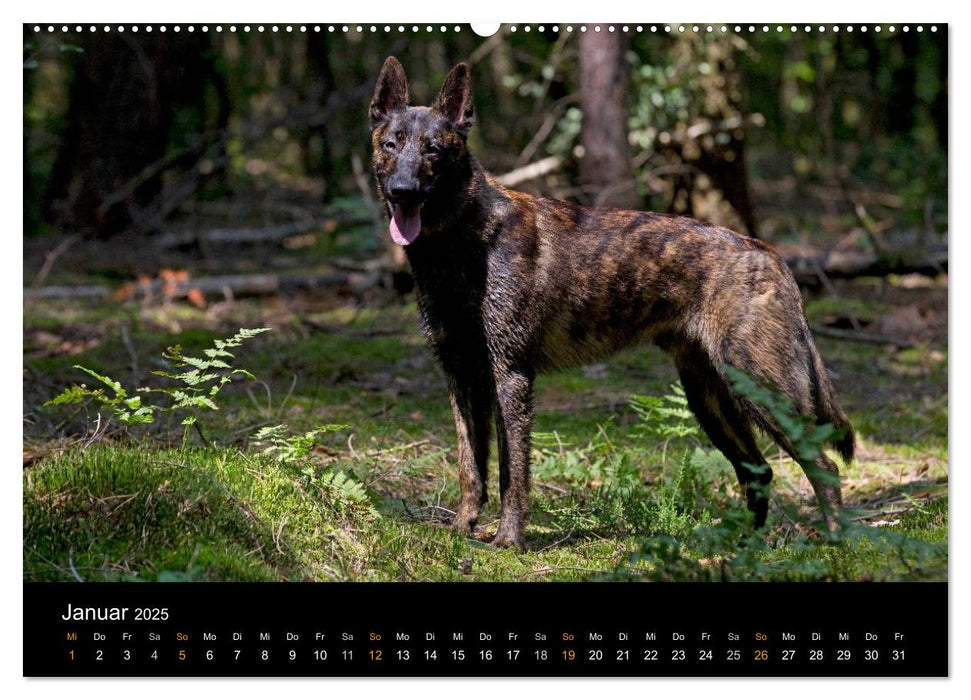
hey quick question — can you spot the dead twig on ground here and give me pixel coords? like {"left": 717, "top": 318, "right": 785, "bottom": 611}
{"left": 32, "top": 234, "right": 80, "bottom": 288}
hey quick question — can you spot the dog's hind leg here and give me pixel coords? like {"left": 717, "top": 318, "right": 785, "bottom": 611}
{"left": 676, "top": 351, "right": 773, "bottom": 527}
{"left": 712, "top": 320, "right": 846, "bottom": 533}
{"left": 751, "top": 419, "right": 844, "bottom": 534}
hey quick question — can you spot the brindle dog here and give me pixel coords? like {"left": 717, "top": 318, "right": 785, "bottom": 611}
{"left": 368, "top": 56, "right": 853, "bottom": 549}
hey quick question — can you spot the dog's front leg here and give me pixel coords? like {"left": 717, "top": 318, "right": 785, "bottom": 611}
{"left": 448, "top": 379, "right": 493, "bottom": 535}
{"left": 492, "top": 369, "right": 533, "bottom": 550}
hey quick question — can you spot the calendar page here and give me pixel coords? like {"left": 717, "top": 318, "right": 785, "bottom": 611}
{"left": 22, "top": 19, "right": 948, "bottom": 678}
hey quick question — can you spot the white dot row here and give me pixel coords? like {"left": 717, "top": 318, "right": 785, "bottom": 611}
{"left": 31, "top": 24, "right": 940, "bottom": 35}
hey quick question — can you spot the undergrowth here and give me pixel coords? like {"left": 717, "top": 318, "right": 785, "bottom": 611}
{"left": 26, "top": 324, "right": 947, "bottom": 583}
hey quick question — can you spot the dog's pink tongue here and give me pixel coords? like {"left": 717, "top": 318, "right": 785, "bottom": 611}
{"left": 390, "top": 204, "right": 421, "bottom": 246}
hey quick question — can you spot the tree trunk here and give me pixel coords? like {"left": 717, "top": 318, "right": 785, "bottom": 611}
{"left": 42, "top": 33, "right": 212, "bottom": 237}
{"left": 577, "top": 31, "right": 639, "bottom": 209}
{"left": 303, "top": 33, "right": 337, "bottom": 197}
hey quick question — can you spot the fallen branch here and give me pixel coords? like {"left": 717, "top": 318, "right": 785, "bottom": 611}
{"left": 785, "top": 249, "right": 947, "bottom": 287}
{"left": 25, "top": 285, "right": 111, "bottom": 300}
{"left": 810, "top": 324, "right": 917, "bottom": 349}
{"left": 496, "top": 155, "right": 564, "bottom": 188}
{"left": 152, "top": 216, "right": 369, "bottom": 249}
{"left": 24, "top": 271, "right": 379, "bottom": 302}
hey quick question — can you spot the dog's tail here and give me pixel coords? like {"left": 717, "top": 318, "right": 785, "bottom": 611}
{"left": 807, "top": 337, "right": 855, "bottom": 463}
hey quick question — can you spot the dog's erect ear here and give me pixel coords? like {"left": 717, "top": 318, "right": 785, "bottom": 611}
{"left": 369, "top": 57, "right": 409, "bottom": 129}
{"left": 434, "top": 63, "right": 475, "bottom": 136}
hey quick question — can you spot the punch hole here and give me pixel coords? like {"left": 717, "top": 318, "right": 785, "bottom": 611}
{"left": 471, "top": 23, "right": 500, "bottom": 37}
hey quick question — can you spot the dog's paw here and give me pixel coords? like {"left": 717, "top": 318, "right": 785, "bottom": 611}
{"left": 491, "top": 525, "right": 526, "bottom": 551}
{"left": 450, "top": 510, "right": 478, "bottom": 536}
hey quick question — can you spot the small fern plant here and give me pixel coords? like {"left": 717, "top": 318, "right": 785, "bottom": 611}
{"left": 630, "top": 382, "right": 701, "bottom": 464}
{"left": 251, "top": 423, "right": 375, "bottom": 515}
{"left": 45, "top": 327, "right": 270, "bottom": 441}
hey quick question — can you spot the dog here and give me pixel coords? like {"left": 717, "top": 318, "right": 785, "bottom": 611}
{"left": 368, "top": 56, "right": 853, "bottom": 549}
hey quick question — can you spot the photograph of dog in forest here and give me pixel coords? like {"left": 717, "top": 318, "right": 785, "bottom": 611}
{"left": 369, "top": 56, "right": 852, "bottom": 550}
{"left": 24, "top": 25, "right": 946, "bottom": 582}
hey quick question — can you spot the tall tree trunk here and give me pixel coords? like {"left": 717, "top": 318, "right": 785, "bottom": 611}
{"left": 303, "top": 33, "right": 336, "bottom": 197}
{"left": 577, "top": 31, "right": 639, "bottom": 209}
{"left": 42, "top": 33, "right": 211, "bottom": 237}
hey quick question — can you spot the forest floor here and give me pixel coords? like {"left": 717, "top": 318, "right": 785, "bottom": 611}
{"left": 23, "top": 185, "right": 948, "bottom": 583}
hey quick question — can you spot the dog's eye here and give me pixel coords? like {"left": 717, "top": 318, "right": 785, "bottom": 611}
{"left": 382, "top": 140, "right": 396, "bottom": 152}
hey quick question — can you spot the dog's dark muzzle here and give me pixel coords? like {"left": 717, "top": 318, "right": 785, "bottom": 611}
{"left": 387, "top": 183, "right": 426, "bottom": 212}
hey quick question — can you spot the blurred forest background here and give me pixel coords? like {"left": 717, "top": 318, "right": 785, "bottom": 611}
{"left": 24, "top": 25, "right": 947, "bottom": 270}
{"left": 23, "top": 25, "right": 949, "bottom": 583}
